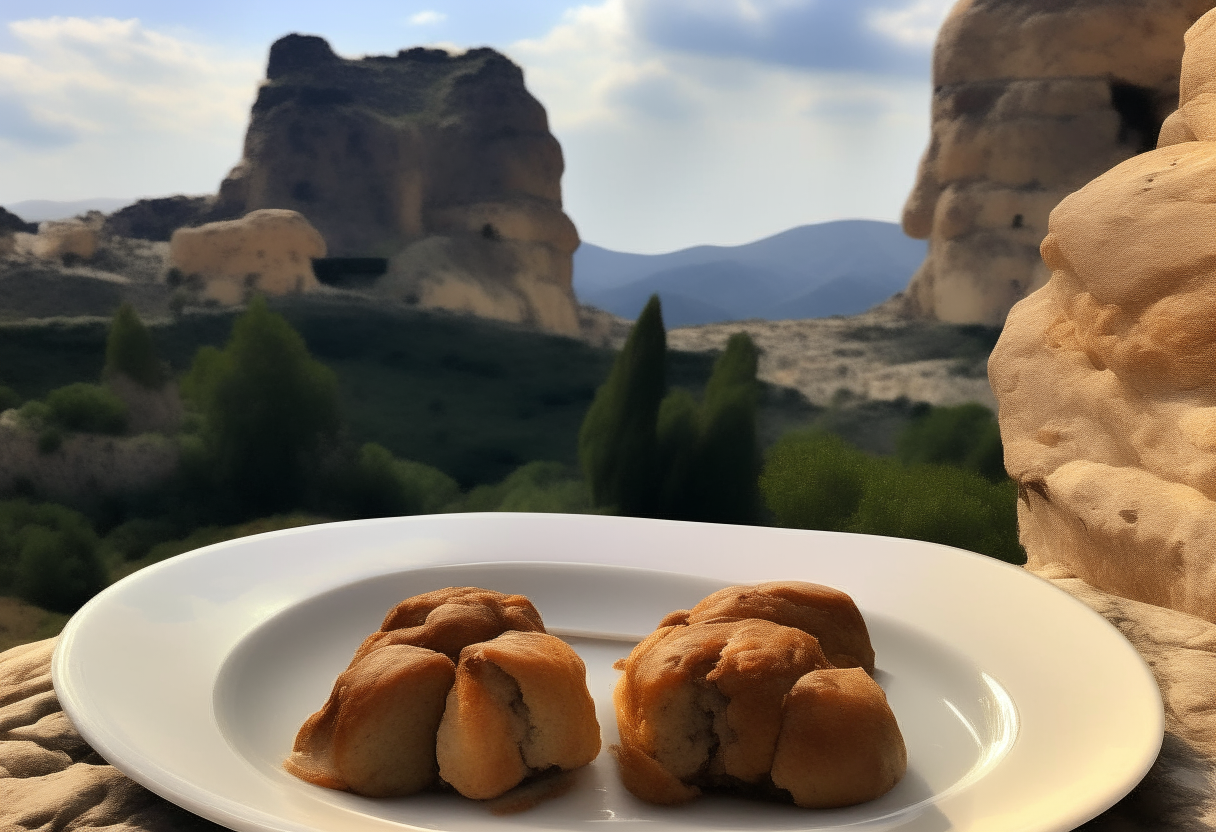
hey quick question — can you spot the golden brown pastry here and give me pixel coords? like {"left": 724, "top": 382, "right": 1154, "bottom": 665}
{"left": 284, "top": 644, "right": 455, "bottom": 796}
{"left": 612, "top": 619, "right": 832, "bottom": 804}
{"left": 612, "top": 582, "right": 905, "bottom": 808}
{"left": 771, "top": 667, "right": 906, "bottom": 808}
{"left": 285, "top": 587, "right": 600, "bottom": 801}
{"left": 661, "top": 581, "right": 876, "bottom": 673}
{"left": 436, "top": 631, "right": 602, "bottom": 799}
{"left": 350, "top": 586, "right": 546, "bottom": 665}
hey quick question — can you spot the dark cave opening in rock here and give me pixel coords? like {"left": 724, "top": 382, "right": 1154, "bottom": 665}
{"left": 312, "top": 257, "right": 388, "bottom": 289}
{"left": 1109, "top": 80, "right": 1164, "bottom": 154}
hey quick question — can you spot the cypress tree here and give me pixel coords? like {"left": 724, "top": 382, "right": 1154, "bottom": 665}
{"left": 578, "top": 295, "right": 666, "bottom": 515}
{"left": 104, "top": 303, "right": 165, "bottom": 388}
{"left": 693, "top": 332, "right": 762, "bottom": 523}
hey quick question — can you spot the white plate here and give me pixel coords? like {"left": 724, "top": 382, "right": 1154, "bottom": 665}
{"left": 52, "top": 513, "right": 1161, "bottom": 832}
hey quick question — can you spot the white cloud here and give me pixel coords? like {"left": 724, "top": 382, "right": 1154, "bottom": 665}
{"left": 867, "top": 0, "right": 953, "bottom": 48}
{"left": 0, "top": 17, "right": 261, "bottom": 201}
{"left": 508, "top": 0, "right": 932, "bottom": 253}
{"left": 408, "top": 11, "right": 447, "bottom": 26}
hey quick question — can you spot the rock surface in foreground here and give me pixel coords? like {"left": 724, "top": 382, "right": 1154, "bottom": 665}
{"left": 989, "top": 9, "right": 1216, "bottom": 622}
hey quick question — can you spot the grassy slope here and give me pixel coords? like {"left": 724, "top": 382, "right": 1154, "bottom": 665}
{"left": 0, "top": 296, "right": 820, "bottom": 487}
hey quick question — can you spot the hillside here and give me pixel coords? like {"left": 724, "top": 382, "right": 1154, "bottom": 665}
{"left": 574, "top": 220, "right": 927, "bottom": 326}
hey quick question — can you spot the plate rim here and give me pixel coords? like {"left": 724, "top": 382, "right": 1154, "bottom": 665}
{"left": 51, "top": 512, "right": 1164, "bottom": 832}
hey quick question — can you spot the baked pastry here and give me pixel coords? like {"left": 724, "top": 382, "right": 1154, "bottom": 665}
{"left": 285, "top": 587, "right": 600, "bottom": 800}
{"left": 612, "top": 581, "right": 905, "bottom": 808}
{"left": 771, "top": 667, "right": 907, "bottom": 808}
{"left": 661, "top": 581, "right": 875, "bottom": 672}
{"left": 436, "top": 630, "right": 602, "bottom": 799}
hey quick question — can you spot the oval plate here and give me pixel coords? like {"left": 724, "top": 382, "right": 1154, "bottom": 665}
{"left": 52, "top": 513, "right": 1161, "bottom": 832}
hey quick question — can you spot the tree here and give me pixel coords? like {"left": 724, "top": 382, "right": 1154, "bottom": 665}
{"left": 185, "top": 296, "right": 341, "bottom": 516}
{"left": 685, "top": 332, "right": 762, "bottom": 523}
{"left": 105, "top": 303, "right": 165, "bottom": 388}
{"left": 579, "top": 295, "right": 666, "bottom": 515}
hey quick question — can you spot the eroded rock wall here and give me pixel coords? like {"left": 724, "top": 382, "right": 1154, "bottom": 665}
{"left": 902, "top": 0, "right": 1216, "bottom": 326}
{"left": 989, "top": 8, "right": 1216, "bottom": 621}
{"left": 213, "top": 35, "right": 580, "bottom": 336}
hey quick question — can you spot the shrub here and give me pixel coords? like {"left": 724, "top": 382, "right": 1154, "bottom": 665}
{"left": 104, "top": 303, "right": 166, "bottom": 388}
{"left": 0, "top": 385, "right": 20, "bottom": 412}
{"left": 460, "top": 461, "right": 596, "bottom": 514}
{"left": 102, "top": 517, "right": 179, "bottom": 563}
{"left": 184, "top": 297, "right": 341, "bottom": 516}
{"left": 846, "top": 460, "right": 1023, "bottom": 563}
{"left": 896, "top": 402, "right": 1006, "bottom": 482}
{"left": 45, "top": 383, "right": 127, "bottom": 434}
{"left": 0, "top": 500, "right": 106, "bottom": 613}
{"left": 760, "top": 430, "right": 867, "bottom": 532}
{"left": 326, "top": 443, "right": 460, "bottom": 518}
{"left": 760, "top": 430, "right": 1024, "bottom": 563}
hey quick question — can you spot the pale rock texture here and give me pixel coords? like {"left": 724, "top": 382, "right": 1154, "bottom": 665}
{"left": 168, "top": 209, "right": 324, "bottom": 305}
{"left": 989, "top": 8, "right": 1216, "bottom": 621}
{"left": 15, "top": 220, "right": 99, "bottom": 262}
{"left": 901, "top": 0, "right": 1216, "bottom": 326}
{"left": 211, "top": 35, "right": 581, "bottom": 336}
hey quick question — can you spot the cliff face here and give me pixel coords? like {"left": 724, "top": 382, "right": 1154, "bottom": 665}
{"left": 213, "top": 34, "right": 581, "bottom": 335}
{"left": 900, "top": 0, "right": 1216, "bottom": 326}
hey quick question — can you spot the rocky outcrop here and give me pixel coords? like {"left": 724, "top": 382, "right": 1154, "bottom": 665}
{"left": 168, "top": 209, "right": 324, "bottom": 304}
{"left": 0, "top": 207, "right": 35, "bottom": 236}
{"left": 104, "top": 195, "right": 213, "bottom": 242}
{"left": 211, "top": 34, "right": 580, "bottom": 336}
{"left": 901, "top": 0, "right": 1216, "bottom": 326}
{"left": 14, "top": 219, "right": 98, "bottom": 262}
{"left": 989, "top": 8, "right": 1216, "bottom": 621}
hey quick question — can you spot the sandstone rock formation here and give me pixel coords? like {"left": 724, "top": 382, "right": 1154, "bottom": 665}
{"left": 901, "top": 0, "right": 1216, "bottom": 326}
{"left": 989, "top": 8, "right": 1216, "bottom": 621}
{"left": 168, "top": 209, "right": 324, "bottom": 305}
{"left": 104, "top": 195, "right": 212, "bottom": 242}
{"left": 210, "top": 34, "right": 580, "bottom": 336}
{"left": 14, "top": 219, "right": 98, "bottom": 262}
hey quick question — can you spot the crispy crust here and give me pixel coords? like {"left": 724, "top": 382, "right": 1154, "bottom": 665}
{"left": 285, "top": 588, "right": 600, "bottom": 802}
{"left": 351, "top": 586, "right": 546, "bottom": 665}
{"left": 612, "top": 619, "right": 831, "bottom": 799}
{"left": 661, "top": 581, "right": 876, "bottom": 672}
{"left": 771, "top": 668, "right": 907, "bottom": 808}
{"left": 614, "top": 583, "right": 903, "bottom": 809}
{"left": 436, "top": 631, "right": 601, "bottom": 799}
{"left": 285, "top": 644, "right": 455, "bottom": 796}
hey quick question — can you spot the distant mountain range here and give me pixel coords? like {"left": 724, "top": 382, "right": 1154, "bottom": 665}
{"left": 3, "top": 198, "right": 135, "bottom": 222}
{"left": 574, "top": 220, "right": 926, "bottom": 326}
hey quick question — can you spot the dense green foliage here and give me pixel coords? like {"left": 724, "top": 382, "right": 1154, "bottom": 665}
{"left": 44, "top": 383, "right": 127, "bottom": 434}
{"left": 896, "top": 402, "right": 1005, "bottom": 482}
{"left": 323, "top": 443, "right": 460, "bottom": 518}
{"left": 579, "top": 296, "right": 667, "bottom": 515}
{"left": 760, "top": 429, "right": 1023, "bottom": 563}
{"left": 459, "top": 461, "right": 596, "bottom": 514}
{"left": 184, "top": 297, "right": 341, "bottom": 515}
{"left": 0, "top": 500, "right": 105, "bottom": 612}
{"left": 580, "top": 298, "right": 762, "bottom": 523}
{"left": 104, "top": 303, "right": 165, "bottom": 388}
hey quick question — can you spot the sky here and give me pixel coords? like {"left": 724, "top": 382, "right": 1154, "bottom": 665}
{"left": 0, "top": 1, "right": 953, "bottom": 254}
